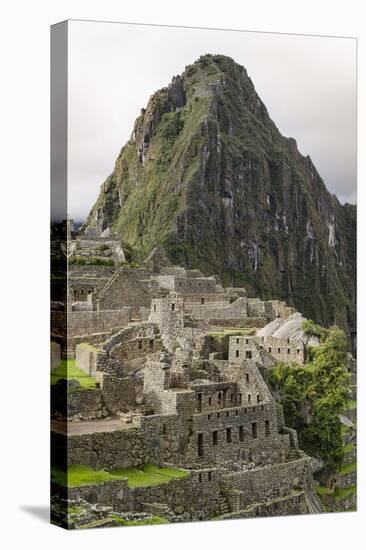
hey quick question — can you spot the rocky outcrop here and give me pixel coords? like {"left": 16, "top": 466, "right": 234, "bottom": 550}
{"left": 82, "top": 54, "right": 356, "bottom": 334}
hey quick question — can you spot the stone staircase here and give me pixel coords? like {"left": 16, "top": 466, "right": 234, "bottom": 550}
{"left": 217, "top": 494, "right": 231, "bottom": 515}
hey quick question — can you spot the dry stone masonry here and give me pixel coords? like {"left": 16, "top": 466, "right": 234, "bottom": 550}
{"left": 51, "top": 244, "right": 323, "bottom": 526}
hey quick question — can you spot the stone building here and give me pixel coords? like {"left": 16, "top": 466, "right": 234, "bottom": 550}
{"left": 51, "top": 246, "right": 322, "bottom": 525}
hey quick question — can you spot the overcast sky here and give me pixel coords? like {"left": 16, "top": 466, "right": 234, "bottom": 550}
{"left": 68, "top": 20, "right": 356, "bottom": 222}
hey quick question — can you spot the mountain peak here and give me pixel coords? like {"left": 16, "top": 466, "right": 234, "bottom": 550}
{"left": 81, "top": 55, "right": 356, "bottom": 334}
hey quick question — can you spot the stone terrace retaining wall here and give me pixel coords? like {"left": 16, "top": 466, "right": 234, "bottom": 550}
{"left": 222, "top": 457, "right": 312, "bottom": 508}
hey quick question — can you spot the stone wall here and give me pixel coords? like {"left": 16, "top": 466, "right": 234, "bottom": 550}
{"left": 102, "top": 373, "right": 137, "bottom": 413}
{"left": 96, "top": 267, "right": 163, "bottom": 311}
{"left": 186, "top": 297, "right": 248, "bottom": 321}
{"left": 221, "top": 457, "right": 312, "bottom": 508}
{"left": 51, "top": 341, "right": 61, "bottom": 370}
{"left": 51, "top": 387, "right": 109, "bottom": 421}
{"left": 61, "top": 427, "right": 144, "bottom": 469}
{"left": 76, "top": 343, "right": 104, "bottom": 376}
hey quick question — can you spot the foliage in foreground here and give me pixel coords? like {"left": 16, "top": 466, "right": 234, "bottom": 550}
{"left": 269, "top": 326, "right": 350, "bottom": 469}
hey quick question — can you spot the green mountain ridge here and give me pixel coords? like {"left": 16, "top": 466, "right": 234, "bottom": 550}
{"left": 81, "top": 54, "right": 356, "bottom": 333}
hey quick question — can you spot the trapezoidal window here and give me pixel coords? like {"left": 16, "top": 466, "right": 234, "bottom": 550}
{"left": 197, "top": 434, "right": 204, "bottom": 457}
{"left": 251, "top": 422, "right": 257, "bottom": 439}
{"left": 197, "top": 393, "right": 202, "bottom": 412}
{"left": 265, "top": 420, "right": 270, "bottom": 437}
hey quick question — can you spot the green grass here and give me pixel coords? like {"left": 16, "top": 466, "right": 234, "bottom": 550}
{"left": 334, "top": 485, "right": 357, "bottom": 501}
{"left": 315, "top": 485, "right": 333, "bottom": 496}
{"left": 67, "top": 505, "right": 85, "bottom": 515}
{"left": 338, "top": 462, "right": 356, "bottom": 475}
{"left": 342, "top": 443, "right": 355, "bottom": 455}
{"left": 51, "top": 464, "right": 190, "bottom": 489}
{"left": 50, "top": 359, "right": 98, "bottom": 390}
{"left": 345, "top": 399, "right": 357, "bottom": 410}
{"left": 111, "top": 515, "right": 168, "bottom": 526}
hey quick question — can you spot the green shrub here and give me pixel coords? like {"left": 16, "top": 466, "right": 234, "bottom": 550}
{"left": 269, "top": 327, "right": 349, "bottom": 468}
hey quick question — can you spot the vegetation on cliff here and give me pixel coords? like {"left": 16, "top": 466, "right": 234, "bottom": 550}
{"left": 268, "top": 326, "right": 350, "bottom": 468}
{"left": 82, "top": 54, "right": 356, "bottom": 333}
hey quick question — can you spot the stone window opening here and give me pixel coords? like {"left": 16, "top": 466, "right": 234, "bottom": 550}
{"left": 153, "top": 304, "right": 157, "bottom": 312}
{"left": 138, "top": 340, "right": 142, "bottom": 349}
{"left": 246, "top": 373, "right": 249, "bottom": 383}
{"left": 236, "top": 338, "right": 240, "bottom": 344}
{"left": 201, "top": 298, "right": 205, "bottom": 305}
{"left": 235, "top": 410, "right": 238, "bottom": 416}
{"left": 261, "top": 405, "right": 264, "bottom": 411}
{"left": 268, "top": 346, "right": 272, "bottom": 353}
{"left": 208, "top": 414, "right": 211, "bottom": 420}
{"left": 217, "top": 412, "right": 220, "bottom": 418}
{"left": 248, "top": 394, "right": 251, "bottom": 403}
{"left": 226, "top": 427, "right": 232, "bottom": 443}
{"left": 149, "top": 339, "right": 154, "bottom": 349}
{"left": 218, "top": 391, "right": 223, "bottom": 403}
{"left": 244, "top": 408, "right": 247, "bottom": 413}
{"left": 287, "top": 348, "right": 291, "bottom": 354}
{"left": 238, "top": 393, "right": 242, "bottom": 404}
{"left": 197, "top": 393, "right": 203, "bottom": 412}
{"left": 257, "top": 395, "right": 260, "bottom": 403}
{"left": 162, "top": 423, "right": 167, "bottom": 434}
{"left": 208, "top": 471, "right": 212, "bottom": 481}
{"left": 297, "top": 349, "right": 300, "bottom": 354}
{"left": 287, "top": 338, "right": 290, "bottom": 344}
{"left": 212, "top": 431, "right": 218, "bottom": 445}
{"left": 171, "top": 303, "right": 175, "bottom": 311}
{"left": 230, "top": 394, "right": 234, "bottom": 403}
{"left": 198, "top": 473, "right": 202, "bottom": 482}
{"left": 208, "top": 397, "right": 212, "bottom": 406}
{"left": 252, "top": 422, "right": 258, "bottom": 439}
{"left": 277, "top": 347, "right": 281, "bottom": 354}
{"left": 239, "top": 425, "right": 244, "bottom": 442}
{"left": 246, "top": 351, "right": 252, "bottom": 359}
{"left": 235, "top": 350, "right": 239, "bottom": 357}
{"left": 198, "top": 434, "right": 204, "bottom": 457}
{"left": 226, "top": 411, "right": 229, "bottom": 417}
{"left": 265, "top": 420, "right": 270, "bottom": 437}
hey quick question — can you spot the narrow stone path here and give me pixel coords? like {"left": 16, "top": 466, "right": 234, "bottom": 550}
{"left": 51, "top": 417, "right": 135, "bottom": 435}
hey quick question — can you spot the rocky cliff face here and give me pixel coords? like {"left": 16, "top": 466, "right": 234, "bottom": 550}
{"left": 82, "top": 54, "right": 356, "bottom": 332}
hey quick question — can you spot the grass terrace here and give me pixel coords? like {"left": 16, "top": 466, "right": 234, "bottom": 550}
{"left": 51, "top": 464, "right": 190, "bottom": 489}
{"left": 111, "top": 515, "right": 168, "bottom": 526}
{"left": 51, "top": 359, "right": 98, "bottom": 390}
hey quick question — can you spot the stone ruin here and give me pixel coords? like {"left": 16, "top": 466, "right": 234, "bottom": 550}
{"left": 51, "top": 243, "right": 323, "bottom": 525}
